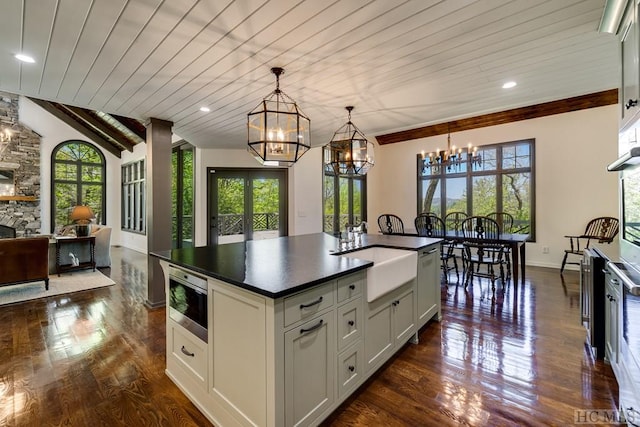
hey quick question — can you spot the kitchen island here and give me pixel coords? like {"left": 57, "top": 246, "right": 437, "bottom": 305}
{"left": 152, "top": 233, "right": 442, "bottom": 427}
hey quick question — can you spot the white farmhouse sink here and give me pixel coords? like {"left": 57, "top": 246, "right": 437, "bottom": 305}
{"left": 340, "top": 247, "right": 417, "bottom": 302}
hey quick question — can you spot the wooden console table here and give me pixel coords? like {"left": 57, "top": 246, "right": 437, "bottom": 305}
{"left": 55, "top": 236, "right": 96, "bottom": 276}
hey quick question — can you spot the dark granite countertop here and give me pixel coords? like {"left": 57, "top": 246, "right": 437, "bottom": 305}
{"left": 151, "top": 232, "right": 440, "bottom": 299}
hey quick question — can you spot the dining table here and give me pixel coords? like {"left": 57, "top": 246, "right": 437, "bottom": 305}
{"left": 398, "top": 229, "right": 530, "bottom": 284}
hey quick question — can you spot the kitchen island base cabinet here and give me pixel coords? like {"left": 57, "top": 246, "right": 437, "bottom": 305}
{"left": 158, "top": 241, "right": 441, "bottom": 427}
{"left": 365, "top": 280, "right": 416, "bottom": 374}
{"left": 417, "top": 246, "right": 441, "bottom": 328}
{"left": 285, "top": 311, "right": 335, "bottom": 427}
{"left": 209, "top": 280, "right": 270, "bottom": 427}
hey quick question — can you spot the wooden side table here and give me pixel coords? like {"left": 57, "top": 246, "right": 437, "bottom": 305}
{"left": 55, "top": 236, "right": 96, "bottom": 276}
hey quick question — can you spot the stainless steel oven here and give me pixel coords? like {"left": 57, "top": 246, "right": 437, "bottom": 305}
{"left": 168, "top": 266, "right": 208, "bottom": 342}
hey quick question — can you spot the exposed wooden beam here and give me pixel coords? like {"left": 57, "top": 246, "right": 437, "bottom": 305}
{"left": 27, "top": 97, "right": 122, "bottom": 158}
{"left": 112, "top": 114, "right": 147, "bottom": 141}
{"left": 375, "top": 89, "right": 619, "bottom": 145}
{"left": 61, "top": 105, "right": 135, "bottom": 152}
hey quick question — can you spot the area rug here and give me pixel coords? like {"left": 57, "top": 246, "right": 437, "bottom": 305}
{"left": 0, "top": 270, "right": 116, "bottom": 306}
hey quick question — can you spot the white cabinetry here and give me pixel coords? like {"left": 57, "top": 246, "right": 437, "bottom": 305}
{"left": 605, "top": 268, "right": 621, "bottom": 369}
{"left": 416, "top": 245, "right": 441, "bottom": 329}
{"left": 284, "top": 311, "right": 335, "bottom": 427}
{"left": 364, "top": 280, "right": 416, "bottom": 373}
{"left": 167, "top": 318, "right": 208, "bottom": 388}
{"left": 335, "top": 273, "right": 364, "bottom": 400}
{"left": 209, "top": 279, "right": 269, "bottom": 426}
{"left": 620, "top": 0, "right": 640, "bottom": 130}
{"left": 282, "top": 280, "right": 336, "bottom": 427}
{"left": 160, "top": 247, "right": 441, "bottom": 427}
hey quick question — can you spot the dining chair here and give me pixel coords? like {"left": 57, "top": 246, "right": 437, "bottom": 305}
{"left": 444, "top": 211, "right": 468, "bottom": 234}
{"left": 415, "top": 214, "right": 459, "bottom": 283}
{"left": 460, "top": 216, "right": 501, "bottom": 240}
{"left": 377, "top": 214, "right": 404, "bottom": 235}
{"left": 486, "top": 212, "right": 514, "bottom": 233}
{"left": 461, "top": 238, "right": 506, "bottom": 296}
{"left": 560, "top": 216, "right": 619, "bottom": 274}
{"left": 460, "top": 216, "right": 508, "bottom": 289}
{"left": 486, "top": 211, "right": 515, "bottom": 272}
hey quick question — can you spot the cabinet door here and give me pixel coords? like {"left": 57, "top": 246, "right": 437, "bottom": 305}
{"left": 605, "top": 273, "right": 620, "bottom": 365}
{"left": 364, "top": 297, "right": 394, "bottom": 373}
{"left": 337, "top": 342, "right": 364, "bottom": 399}
{"left": 621, "top": 0, "right": 639, "bottom": 129}
{"left": 168, "top": 320, "right": 208, "bottom": 388}
{"left": 393, "top": 287, "right": 416, "bottom": 345}
{"left": 417, "top": 246, "right": 440, "bottom": 328}
{"left": 284, "top": 312, "right": 335, "bottom": 427}
{"left": 337, "top": 298, "right": 362, "bottom": 351}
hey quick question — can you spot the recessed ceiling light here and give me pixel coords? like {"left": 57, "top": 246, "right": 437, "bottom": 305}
{"left": 14, "top": 53, "right": 35, "bottom": 63}
{"left": 502, "top": 81, "right": 517, "bottom": 89}
{"left": 200, "top": 106, "right": 211, "bottom": 112}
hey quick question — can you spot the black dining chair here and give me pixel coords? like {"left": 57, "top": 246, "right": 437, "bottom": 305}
{"left": 460, "top": 216, "right": 508, "bottom": 292}
{"left": 415, "top": 214, "right": 459, "bottom": 283}
{"left": 486, "top": 212, "right": 514, "bottom": 234}
{"left": 461, "top": 238, "right": 506, "bottom": 297}
{"left": 486, "top": 211, "right": 515, "bottom": 271}
{"left": 444, "top": 211, "right": 468, "bottom": 234}
{"left": 377, "top": 214, "right": 404, "bottom": 235}
{"left": 461, "top": 215, "right": 501, "bottom": 240}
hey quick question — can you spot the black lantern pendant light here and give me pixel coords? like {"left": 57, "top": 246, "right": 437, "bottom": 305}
{"left": 247, "top": 67, "right": 311, "bottom": 166}
{"left": 323, "top": 106, "right": 375, "bottom": 176}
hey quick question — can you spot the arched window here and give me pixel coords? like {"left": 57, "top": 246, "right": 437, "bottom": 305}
{"left": 51, "top": 141, "right": 106, "bottom": 232}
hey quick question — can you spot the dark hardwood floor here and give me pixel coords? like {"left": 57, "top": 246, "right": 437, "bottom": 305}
{"left": 0, "top": 247, "right": 619, "bottom": 426}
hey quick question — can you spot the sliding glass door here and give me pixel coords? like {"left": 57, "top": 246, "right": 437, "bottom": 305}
{"left": 208, "top": 168, "right": 287, "bottom": 244}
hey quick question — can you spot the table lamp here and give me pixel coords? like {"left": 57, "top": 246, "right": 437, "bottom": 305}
{"left": 70, "top": 205, "right": 95, "bottom": 236}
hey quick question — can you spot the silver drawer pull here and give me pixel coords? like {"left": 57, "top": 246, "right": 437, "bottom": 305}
{"left": 181, "top": 346, "right": 195, "bottom": 357}
{"left": 300, "top": 319, "right": 324, "bottom": 334}
{"left": 427, "top": 248, "right": 438, "bottom": 254}
{"left": 300, "top": 296, "right": 323, "bottom": 309}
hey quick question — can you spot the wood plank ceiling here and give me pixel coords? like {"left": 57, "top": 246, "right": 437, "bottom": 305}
{"left": 0, "top": 0, "right": 620, "bottom": 151}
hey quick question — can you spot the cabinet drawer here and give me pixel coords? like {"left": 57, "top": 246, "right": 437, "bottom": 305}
{"left": 338, "top": 342, "right": 363, "bottom": 399}
{"left": 337, "top": 272, "right": 364, "bottom": 304}
{"left": 337, "top": 298, "right": 362, "bottom": 351}
{"left": 170, "top": 323, "right": 207, "bottom": 385}
{"left": 284, "top": 282, "right": 334, "bottom": 328}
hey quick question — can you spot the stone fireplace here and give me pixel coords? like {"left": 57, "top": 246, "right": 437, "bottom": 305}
{"left": 0, "top": 92, "right": 42, "bottom": 236}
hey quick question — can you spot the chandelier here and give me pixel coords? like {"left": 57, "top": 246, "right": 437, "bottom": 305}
{"left": 247, "top": 67, "right": 310, "bottom": 167}
{"left": 422, "top": 129, "right": 481, "bottom": 172}
{"left": 323, "top": 106, "right": 375, "bottom": 176}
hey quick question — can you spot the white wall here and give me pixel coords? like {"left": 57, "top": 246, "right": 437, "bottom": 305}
{"left": 367, "top": 105, "right": 620, "bottom": 269}
{"left": 18, "top": 96, "right": 122, "bottom": 244}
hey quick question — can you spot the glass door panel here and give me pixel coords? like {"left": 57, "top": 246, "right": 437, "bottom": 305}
{"left": 217, "top": 177, "right": 246, "bottom": 244}
{"left": 253, "top": 178, "right": 280, "bottom": 240}
{"left": 209, "top": 169, "right": 287, "bottom": 244}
